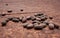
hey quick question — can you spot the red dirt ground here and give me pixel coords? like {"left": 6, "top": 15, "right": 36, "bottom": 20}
{"left": 0, "top": 0, "right": 60, "bottom": 38}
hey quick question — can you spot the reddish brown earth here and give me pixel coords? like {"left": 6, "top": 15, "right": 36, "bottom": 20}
{"left": 0, "top": 0, "right": 60, "bottom": 38}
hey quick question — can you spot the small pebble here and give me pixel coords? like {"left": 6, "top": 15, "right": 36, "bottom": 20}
{"left": 26, "top": 16, "right": 32, "bottom": 20}
{"left": 7, "top": 10, "right": 12, "bottom": 13}
{"left": 40, "top": 16, "right": 47, "bottom": 21}
{"left": 36, "top": 17, "right": 41, "bottom": 21}
{"left": 32, "top": 20, "right": 40, "bottom": 24}
{"left": 40, "top": 23, "right": 47, "bottom": 28}
{"left": 5, "top": 19, "right": 9, "bottom": 22}
{"left": 22, "top": 23, "right": 28, "bottom": 28}
{"left": 1, "top": 20, "right": 8, "bottom": 26}
{"left": 31, "top": 17, "right": 36, "bottom": 21}
{"left": 0, "top": 14, "right": 6, "bottom": 16}
{"left": 43, "top": 20, "right": 49, "bottom": 25}
{"left": 12, "top": 17, "right": 20, "bottom": 22}
{"left": 22, "top": 17, "right": 27, "bottom": 23}
{"left": 48, "top": 23, "right": 54, "bottom": 30}
{"left": 49, "top": 16, "right": 53, "bottom": 19}
{"left": 7, "top": 17, "right": 13, "bottom": 20}
{"left": 34, "top": 13, "right": 43, "bottom": 17}
{"left": 26, "top": 24, "right": 33, "bottom": 29}
{"left": 19, "top": 17, "right": 23, "bottom": 22}
{"left": 33, "top": 23, "right": 42, "bottom": 30}
{"left": 54, "top": 24, "right": 59, "bottom": 29}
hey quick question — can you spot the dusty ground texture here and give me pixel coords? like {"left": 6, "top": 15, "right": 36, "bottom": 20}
{"left": 0, "top": 0, "right": 60, "bottom": 38}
